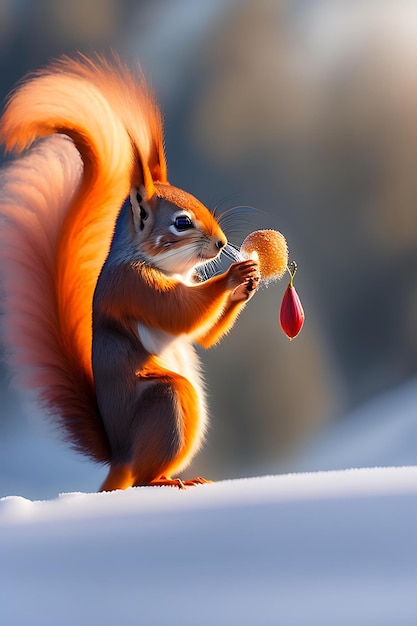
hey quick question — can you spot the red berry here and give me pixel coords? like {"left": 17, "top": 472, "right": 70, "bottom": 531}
{"left": 280, "top": 282, "right": 305, "bottom": 339}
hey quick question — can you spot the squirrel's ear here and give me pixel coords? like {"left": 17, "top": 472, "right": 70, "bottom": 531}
{"left": 132, "top": 147, "right": 161, "bottom": 202}
{"left": 130, "top": 185, "right": 152, "bottom": 233}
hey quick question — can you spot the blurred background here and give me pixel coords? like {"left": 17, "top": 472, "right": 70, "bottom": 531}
{"left": 1, "top": 0, "right": 417, "bottom": 499}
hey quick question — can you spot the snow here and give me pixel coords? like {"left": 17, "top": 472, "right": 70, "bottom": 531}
{"left": 2, "top": 467, "right": 417, "bottom": 626}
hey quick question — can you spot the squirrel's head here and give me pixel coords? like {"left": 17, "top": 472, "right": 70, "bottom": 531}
{"left": 128, "top": 183, "right": 227, "bottom": 277}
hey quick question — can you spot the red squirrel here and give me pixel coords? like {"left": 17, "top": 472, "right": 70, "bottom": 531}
{"left": 0, "top": 54, "right": 259, "bottom": 491}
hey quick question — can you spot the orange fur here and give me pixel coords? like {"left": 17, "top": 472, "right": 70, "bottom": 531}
{"left": 1, "top": 54, "right": 165, "bottom": 381}
{"left": 0, "top": 54, "right": 259, "bottom": 489}
{"left": 94, "top": 261, "right": 240, "bottom": 337}
{"left": 130, "top": 359, "right": 202, "bottom": 482}
{"left": 0, "top": 55, "right": 165, "bottom": 462}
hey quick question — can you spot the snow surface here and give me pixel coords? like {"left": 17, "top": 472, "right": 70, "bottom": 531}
{"left": 2, "top": 467, "right": 417, "bottom": 626}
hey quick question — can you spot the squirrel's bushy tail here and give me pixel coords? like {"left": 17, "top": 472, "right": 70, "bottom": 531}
{"left": 0, "top": 54, "right": 167, "bottom": 462}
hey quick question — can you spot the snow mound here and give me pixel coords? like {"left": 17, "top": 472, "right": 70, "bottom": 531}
{"left": 2, "top": 467, "right": 417, "bottom": 626}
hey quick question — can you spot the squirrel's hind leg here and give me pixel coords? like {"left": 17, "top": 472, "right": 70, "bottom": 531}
{"left": 131, "top": 377, "right": 211, "bottom": 488}
{"left": 99, "top": 378, "right": 208, "bottom": 492}
{"left": 98, "top": 380, "right": 184, "bottom": 492}
{"left": 130, "top": 380, "right": 187, "bottom": 487}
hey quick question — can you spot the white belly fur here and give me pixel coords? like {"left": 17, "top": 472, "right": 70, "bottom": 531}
{"left": 137, "top": 323, "right": 208, "bottom": 439}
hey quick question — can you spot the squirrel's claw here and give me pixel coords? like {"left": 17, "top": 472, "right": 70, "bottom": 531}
{"left": 230, "top": 275, "right": 260, "bottom": 302}
{"left": 148, "top": 476, "right": 213, "bottom": 489}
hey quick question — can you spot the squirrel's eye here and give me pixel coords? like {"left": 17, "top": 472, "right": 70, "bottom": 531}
{"left": 174, "top": 215, "right": 193, "bottom": 231}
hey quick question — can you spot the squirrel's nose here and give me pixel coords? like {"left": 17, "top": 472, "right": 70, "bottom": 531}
{"left": 216, "top": 236, "right": 227, "bottom": 250}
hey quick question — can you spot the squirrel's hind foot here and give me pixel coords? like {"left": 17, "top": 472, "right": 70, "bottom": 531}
{"left": 99, "top": 465, "right": 213, "bottom": 492}
{"left": 148, "top": 476, "right": 213, "bottom": 490}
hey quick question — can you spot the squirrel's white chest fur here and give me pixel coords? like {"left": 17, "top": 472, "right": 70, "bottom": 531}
{"left": 137, "top": 323, "right": 207, "bottom": 424}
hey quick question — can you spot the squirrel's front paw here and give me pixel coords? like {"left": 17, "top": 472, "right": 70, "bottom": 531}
{"left": 228, "top": 260, "right": 260, "bottom": 301}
